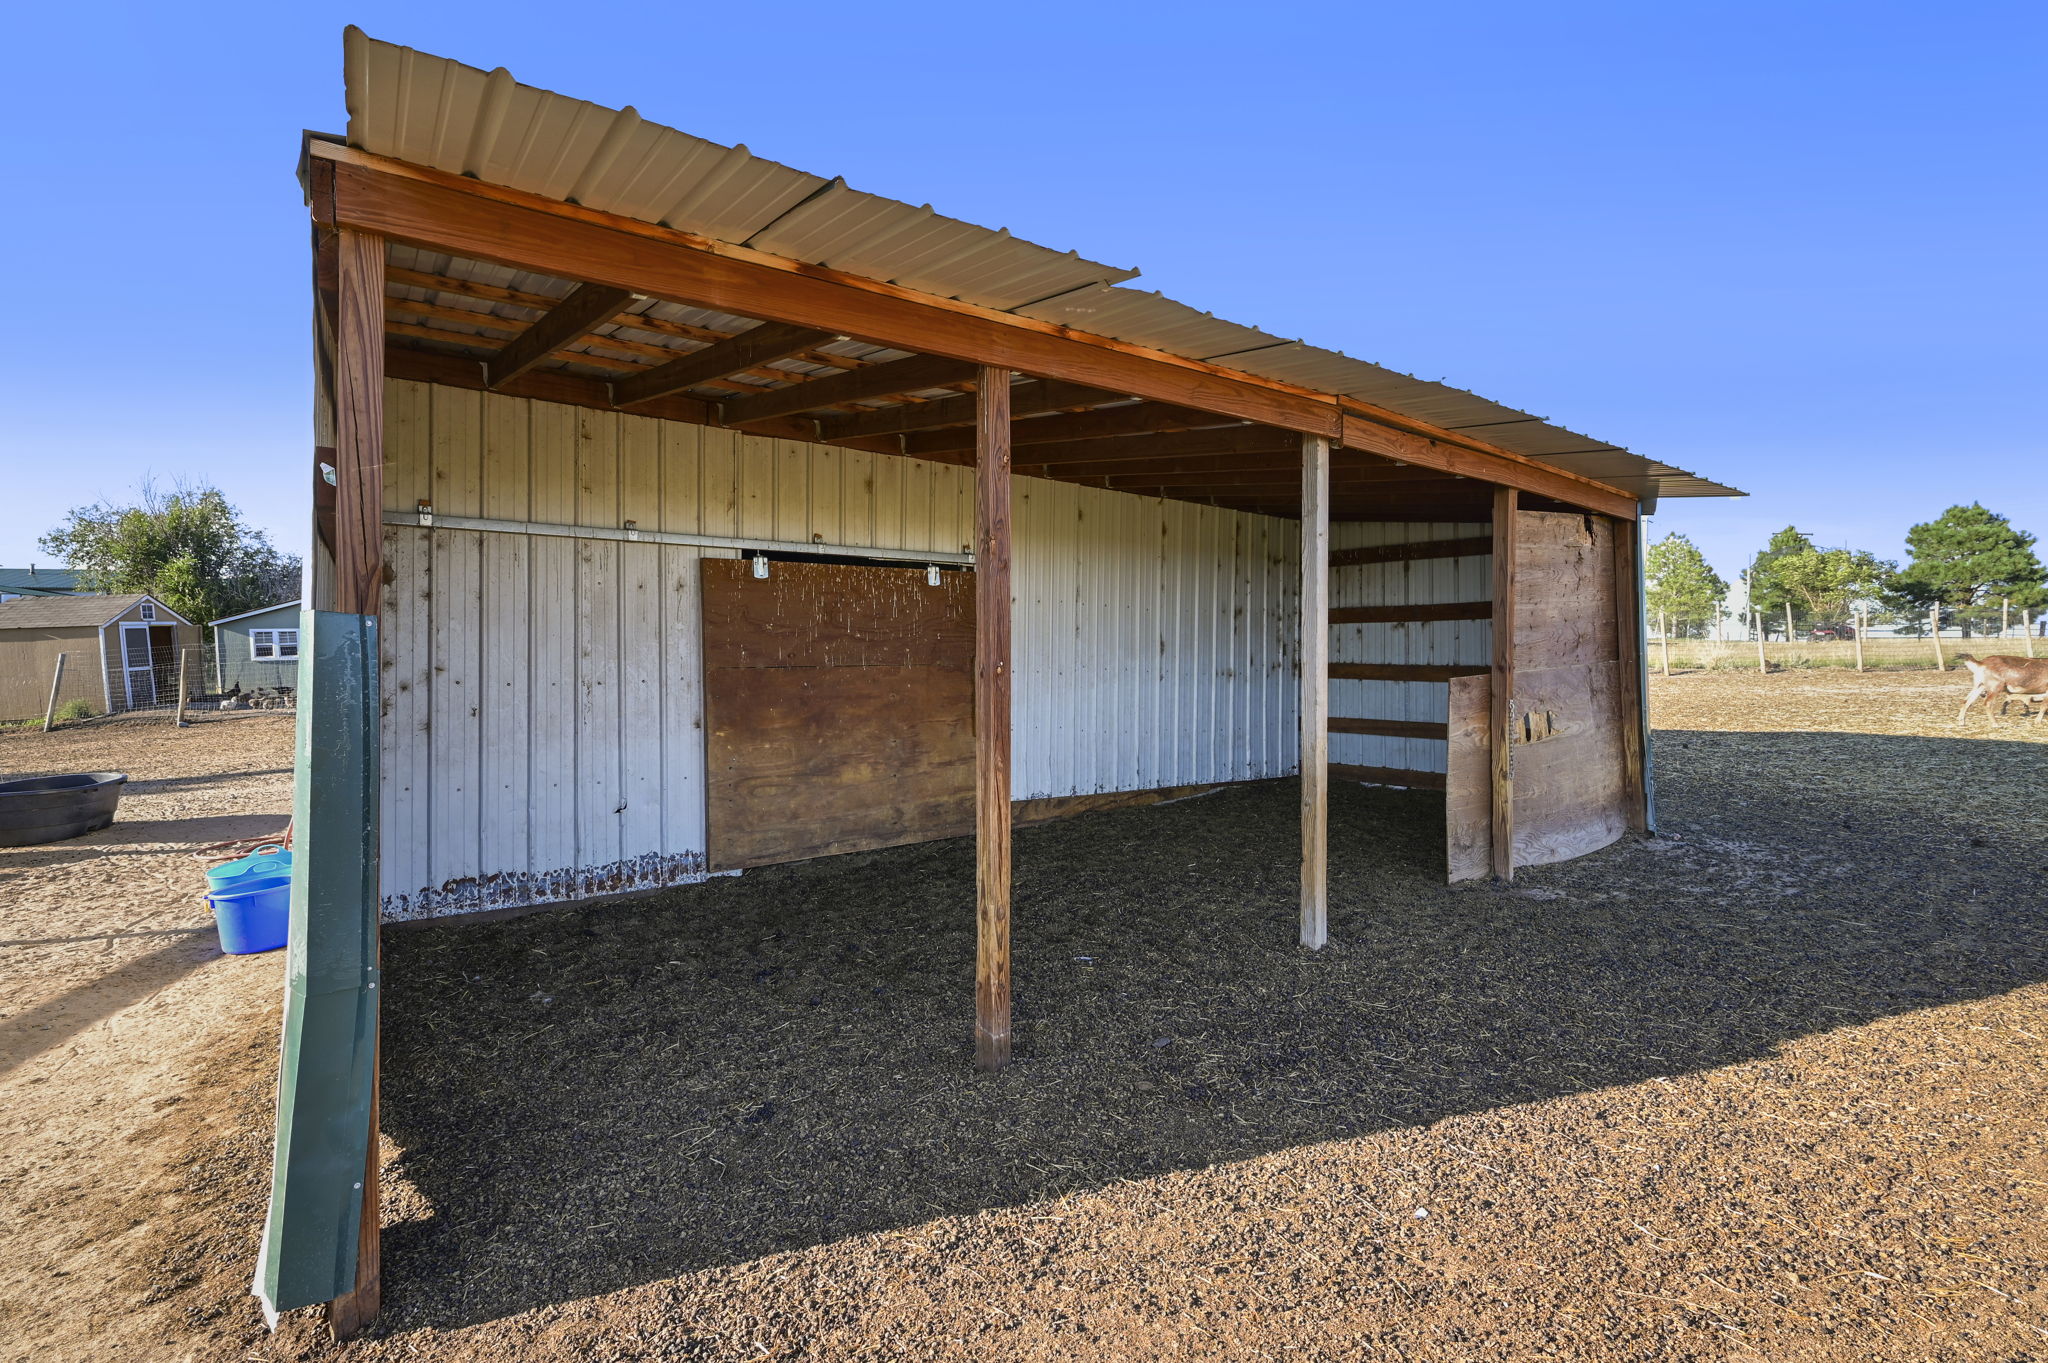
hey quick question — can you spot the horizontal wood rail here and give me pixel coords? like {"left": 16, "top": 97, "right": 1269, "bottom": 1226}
{"left": 1331, "top": 537, "right": 1493, "bottom": 568}
{"left": 1330, "top": 663, "right": 1489, "bottom": 682}
{"left": 1329, "top": 763, "right": 1447, "bottom": 790}
{"left": 382, "top": 510, "right": 974, "bottom": 565}
{"left": 1328, "top": 717, "right": 1449, "bottom": 740}
{"left": 1328, "top": 601, "right": 1489, "bottom": 624}
{"left": 313, "top": 144, "right": 1641, "bottom": 519}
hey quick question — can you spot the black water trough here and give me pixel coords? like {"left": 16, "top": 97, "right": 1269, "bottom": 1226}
{"left": 0, "top": 772, "right": 128, "bottom": 847}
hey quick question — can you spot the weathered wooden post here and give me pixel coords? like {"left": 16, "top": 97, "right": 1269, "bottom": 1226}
{"left": 1930, "top": 603, "right": 1945, "bottom": 670}
{"left": 1490, "top": 486, "right": 1518, "bottom": 881}
{"left": 1754, "top": 612, "right": 1768, "bottom": 674}
{"left": 175, "top": 648, "right": 193, "bottom": 727}
{"left": 2002, "top": 597, "right": 2011, "bottom": 639}
{"left": 1658, "top": 609, "right": 1672, "bottom": 676}
{"left": 1853, "top": 609, "right": 1865, "bottom": 672}
{"left": 2025, "top": 609, "right": 2036, "bottom": 658}
{"left": 974, "top": 365, "right": 1013, "bottom": 1070}
{"left": 1299, "top": 433, "right": 1331, "bottom": 946}
{"left": 1784, "top": 601, "right": 1796, "bottom": 647}
{"left": 42, "top": 652, "right": 68, "bottom": 732}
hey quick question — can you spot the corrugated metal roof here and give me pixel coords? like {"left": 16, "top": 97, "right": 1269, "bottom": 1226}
{"left": 0, "top": 566, "right": 85, "bottom": 596}
{"left": 342, "top": 28, "right": 1740, "bottom": 502}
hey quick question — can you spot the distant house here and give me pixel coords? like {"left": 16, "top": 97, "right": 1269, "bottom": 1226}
{"left": 0, "top": 593, "right": 199, "bottom": 719}
{"left": 209, "top": 600, "right": 303, "bottom": 693}
{"left": 0, "top": 565, "right": 88, "bottom": 601}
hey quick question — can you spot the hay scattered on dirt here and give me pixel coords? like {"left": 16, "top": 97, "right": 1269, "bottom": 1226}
{"left": 6, "top": 680, "right": 2046, "bottom": 1363}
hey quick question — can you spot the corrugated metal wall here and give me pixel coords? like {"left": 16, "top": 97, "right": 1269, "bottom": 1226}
{"left": 377, "top": 379, "right": 1299, "bottom": 918}
{"left": 1328, "top": 522, "right": 1492, "bottom": 777}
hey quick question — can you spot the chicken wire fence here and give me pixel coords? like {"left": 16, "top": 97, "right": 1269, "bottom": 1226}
{"left": 1645, "top": 633, "right": 2041, "bottom": 674}
{"left": 6, "top": 642, "right": 297, "bottom": 729}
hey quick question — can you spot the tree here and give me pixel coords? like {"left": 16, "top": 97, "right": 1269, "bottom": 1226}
{"left": 40, "top": 480, "right": 301, "bottom": 627}
{"left": 1769, "top": 544, "right": 1893, "bottom": 632}
{"left": 1745, "top": 526, "right": 1814, "bottom": 635}
{"left": 1644, "top": 533, "right": 1727, "bottom": 638}
{"left": 1896, "top": 504, "right": 2044, "bottom": 637}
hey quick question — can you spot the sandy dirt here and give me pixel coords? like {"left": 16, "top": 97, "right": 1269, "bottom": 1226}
{"left": 2, "top": 675, "right": 2043, "bottom": 1362}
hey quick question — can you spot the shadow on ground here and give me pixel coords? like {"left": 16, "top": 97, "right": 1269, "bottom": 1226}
{"left": 374, "top": 729, "right": 2048, "bottom": 1334}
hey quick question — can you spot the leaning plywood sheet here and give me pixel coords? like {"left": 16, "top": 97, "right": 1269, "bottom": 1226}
{"left": 1445, "top": 674, "right": 1492, "bottom": 882}
{"left": 703, "top": 559, "right": 974, "bottom": 870}
{"left": 1509, "top": 511, "right": 1628, "bottom": 870}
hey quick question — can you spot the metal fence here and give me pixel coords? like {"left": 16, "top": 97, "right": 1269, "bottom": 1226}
{"left": 1646, "top": 632, "right": 2041, "bottom": 674}
{"left": 5, "top": 643, "right": 297, "bottom": 729}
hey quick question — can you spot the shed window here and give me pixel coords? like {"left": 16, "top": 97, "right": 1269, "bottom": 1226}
{"left": 139, "top": 601, "right": 155, "bottom": 620}
{"left": 251, "top": 628, "right": 300, "bottom": 660}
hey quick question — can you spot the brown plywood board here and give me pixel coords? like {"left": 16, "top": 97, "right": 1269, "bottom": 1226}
{"left": 703, "top": 559, "right": 975, "bottom": 871}
{"left": 1509, "top": 660, "right": 1628, "bottom": 868}
{"left": 1445, "top": 674, "right": 1492, "bottom": 883}
{"left": 1513, "top": 511, "right": 1618, "bottom": 672}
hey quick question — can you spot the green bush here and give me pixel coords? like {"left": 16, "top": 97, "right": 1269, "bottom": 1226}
{"left": 54, "top": 698, "right": 97, "bottom": 723}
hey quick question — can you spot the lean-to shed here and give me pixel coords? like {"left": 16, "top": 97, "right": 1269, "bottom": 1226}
{"left": 208, "top": 599, "right": 303, "bottom": 694}
{"left": 261, "top": 29, "right": 1742, "bottom": 1328}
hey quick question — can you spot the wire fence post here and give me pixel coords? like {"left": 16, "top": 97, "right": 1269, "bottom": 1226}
{"left": 42, "top": 652, "right": 68, "bottom": 732}
{"left": 1930, "top": 603, "right": 1945, "bottom": 670}
{"left": 2026, "top": 609, "right": 2036, "bottom": 658}
{"left": 1785, "top": 600, "right": 1795, "bottom": 645}
{"left": 1754, "top": 612, "right": 1768, "bottom": 673}
{"left": 2001, "top": 597, "right": 2010, "bottom": 640}
{"left": 1658, "top": 609, "right": 1672, "bottom": 676}
{"left": 1853, "top": 609, "right": 1866, "bottom": 671}
{"left": 175, "top": 648, "right": 193, "bottom": 727}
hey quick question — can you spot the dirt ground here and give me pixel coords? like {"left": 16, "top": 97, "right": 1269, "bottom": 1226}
{"left": 2, "top": 673, "right": 2044, "bottom": 1362}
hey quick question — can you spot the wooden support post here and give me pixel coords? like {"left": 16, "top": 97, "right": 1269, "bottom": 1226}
{"left": 174, "top": 648, "right": 193, "bottom": 727}
{"left": 42, "top": 652, "right": 68, "bottom": 732}
{"left": 973, "top": 365, "right": 1013, "bottom": 1072}
{"left": 1785, "top": 600, "right": 1796, "bottom": 646}
{"left": 1755, "top": 612, "right": 1768, "bottom": 673}
{"left": 1658, "top": 609, "right": 1672, "bottom": 676}
{"left": 1489, "top": 486, "right": 1518, "bottom": 881}
{"left": 325, "top": 226, "right": 385, "bottom": 1340}
{"left": 1299, "top": 434, "right": 1330, "bottom": 948}
{"left": 2025, "top": 610, "right": 2036, "bottom": 658}
{"left": 2002, "top": 597, "right": 2011, "bottom": 639}
{"left": 1930, "top": 603, "right": 1945, "bottom": 670}
{"left": 1611, "top": 519, "right": 1648, "bottom": 835}
{"left": 1854, "top": 609, "right": 1866, "bottom": 671}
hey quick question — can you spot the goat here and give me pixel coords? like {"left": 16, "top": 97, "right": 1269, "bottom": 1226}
{"left": 1953, "top": 654, "right": 2048, "bottom": 724}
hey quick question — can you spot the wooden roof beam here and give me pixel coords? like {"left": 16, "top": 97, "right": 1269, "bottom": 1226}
{"left": 908, "top": 400, "right": 1248, "bottom": 456}
{"left": 484, "top": 281, "right": 635, "bottom": 389}
{"left": 612, "top": 321, "right": 841, "bottom": 409}
{"left": 817, "top": 377, "right": 1124, "bottom": 441}
{"left": 720, "top": 352, "right": 979, "bottom": 426}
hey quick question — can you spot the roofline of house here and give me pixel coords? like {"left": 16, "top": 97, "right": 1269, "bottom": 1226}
{"left": 208, "top": 599, "right": 305, "bottom": 627}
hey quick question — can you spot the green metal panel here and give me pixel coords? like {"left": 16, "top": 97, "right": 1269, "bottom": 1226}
{"left": 255, "top": 610, "right": 380, "bottom": 1315}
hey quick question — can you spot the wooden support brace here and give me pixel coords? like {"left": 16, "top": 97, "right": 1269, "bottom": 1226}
{"left": 1489, "top": 486, "right": 1518, "bottom": 881}
{"left": 974, "top": 365, "right": 1013, "bottom": 1072}
{"left": 1300, "top": 433, "right": 1330, "bottom": 949}
{"left": 325, "top": 226, "right": 384, "bottom": 1338}
{"left": 1610, "top": 515, "right": 1648, "bottom": 833}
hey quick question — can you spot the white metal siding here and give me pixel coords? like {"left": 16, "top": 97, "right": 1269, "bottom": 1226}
{"left": 1328, "top": 522, "right": 1491, "bottom": 777}
{"left": 378, "top": 379, "right": 1298, "bottom": 918}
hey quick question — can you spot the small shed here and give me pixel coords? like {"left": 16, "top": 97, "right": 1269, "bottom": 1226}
{"left": 0, "top": 592, "right": 197, "bottom": 720}
{"left": 261, "top": 30, "right": 1745, "bottom": 1330}
{"left": 209, "top": 600, "right": 304, "bottom": 694}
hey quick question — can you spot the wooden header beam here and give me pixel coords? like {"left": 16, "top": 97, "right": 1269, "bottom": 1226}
{"left": 311, "top": 144, "right": 1640, "bottom": 519}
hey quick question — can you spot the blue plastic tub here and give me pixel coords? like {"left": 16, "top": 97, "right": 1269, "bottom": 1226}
{"left": 208, "top": 844, "right": 292, "bottom": 895}
{"left": 210, "top": 881, "right": 290, "bottom": 955}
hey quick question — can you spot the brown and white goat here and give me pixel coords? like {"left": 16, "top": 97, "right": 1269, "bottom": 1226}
{"left": 1953, "top": 653, "right": 2048, "bottom": 724}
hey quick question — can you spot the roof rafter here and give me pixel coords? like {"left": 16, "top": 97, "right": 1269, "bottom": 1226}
{"left": 484, "top": 282, "right": 636, "bottom": 389}
{"left": 612, "top": 321, "right": 841, "bottom": 409}
{"left": 719, "top": 352, "right": 980, "bottom": 425}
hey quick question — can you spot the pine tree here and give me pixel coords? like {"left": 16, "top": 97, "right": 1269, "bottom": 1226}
{"left": 1746, "top": 527, "right": 1815, "bottom": 636}
{"left": 1897, "top": 504, "right": 2044, "bottom": 638}
{"left": 1644, "top": 533, "right": 1727, "bottom": 638}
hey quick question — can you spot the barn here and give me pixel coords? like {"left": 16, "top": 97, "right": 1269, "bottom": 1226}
{"left": 258, "top": 29, "right": 1742, "bottom": 1328}
{"left": 0, "top": 592, "right": 197, "bottom": 721}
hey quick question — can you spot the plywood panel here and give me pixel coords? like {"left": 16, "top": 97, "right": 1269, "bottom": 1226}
{"left": 1444, "top": 673, "right": 1493, "bottom": 884}
{"left": 1510, "top": 660, "right": 1627, "bottom": 867}
{"left": 702, "top": 559, "right": 974, "bottom": 871}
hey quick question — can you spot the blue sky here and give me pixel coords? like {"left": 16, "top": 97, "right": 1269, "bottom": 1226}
{"left": 2, "top": 2, "right": 2042, "bottom": 584}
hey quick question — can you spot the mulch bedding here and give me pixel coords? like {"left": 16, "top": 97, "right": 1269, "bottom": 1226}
{"left": 146, "top": 675, "right": 2048, "bottom": 1359}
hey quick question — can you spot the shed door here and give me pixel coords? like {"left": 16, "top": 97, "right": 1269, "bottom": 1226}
{"left": 1446, "top": 511, "right": 1630, "bottom": 879}
{"left": 701, "top": 558, "right": 975, "bottom": 871}
{"left": 120, "top": 624, "right": 157, "bottom": 707}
